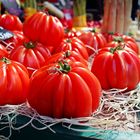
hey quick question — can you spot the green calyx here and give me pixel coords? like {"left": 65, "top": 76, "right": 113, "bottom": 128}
{"left": 58, "top": 61, "right": 71, "bottom": 73}
{"left": 113, "top": 37, "right": 124, "bottom": 43}
{"left": 24, "top": 42, "right": 35, "bottom": 49}
{"left": 91, "top": 28, "right": 96, "bottom": 33}
{"left": 64, "top": 50, "right": 71, "bottom": 58}
{"left": 1, "top": 57, "right": 11, "bottom": 64}
{"left": 110, "top": 46, "right": 123, "bottom": 54}
{"left": 65, "top": 38, "right": 72, "bottom": 43}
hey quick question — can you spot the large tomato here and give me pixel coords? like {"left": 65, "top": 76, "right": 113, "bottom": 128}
{"left": 55, "top": 37, "right": 89, "bottom": 60}
{"left": 91, "top": 46, "right": 140, "bottom": 90}
{"left": 23, "top": 12, "right": 64, "bottom": 47}
{"left": 45, "top": 50, "right": 88, "bottom": 68}
{"left": 27, "top": 61, "right": 102, "bottom": 118}
{"left": 0, "top": 57, "right": 30, "bottom": 105}
{"left": 10, "top": 41, "right": 51, "bottom": 76}
{"left": 105, "top": 36, "right": 139, "bottom": 55}
{"left": 77, "top": 29, "right": 107, "bottom": 55}
{"left": 0, "top": 14, "right": 23, "bottom": 31}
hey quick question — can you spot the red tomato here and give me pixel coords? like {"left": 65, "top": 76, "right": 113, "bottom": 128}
{"left": 64, "top": 28, "right": 81, "bottom": 38}
{"left": 55, "top": 37, "right": 89, "bottom": 60}
{"left": 0, "top": 44, "right": 9, "bottom": 58}
{"left": 77, "top": 30, "right": 107, "bottom": 55}
{"left": 27, "top": 61, "right": 102, "bottom": 118}
{"left": 105, "top": 36, "right": 139, "bottom": 55}
{"left": 23, "top": 12, "right": 64, "bottom": 47}
{"left": 103, "top": 32, "right": 121, "bottom": 43}
{"left": 0, "top": 14, "right": 23, "bottom": 31}
{"left": 103, "top": 32, "right": 137, "bottom": 43}
{"left": 91, "top": 47, "right": 140, "bottom": 90}
{"left": 45, "top": 50, "right": 88, "bottom": 68}
{"left": 0, "top": 57, "right": 30, "bottom": 105}
{"left": 10, "top": 41, "right": 51, "bottom": 76}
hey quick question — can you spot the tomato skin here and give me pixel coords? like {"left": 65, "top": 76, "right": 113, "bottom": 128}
{"left": 0, "top": 14, "right": 23, "bottom": 31}
{"left": 23, "top": 12, "right": 64, "bottom": 47}
{"left": 91, "top": 47, "right": 140, "bottom": 90}
{"left": 27, "top": 62, "right": 101, "bottom": 118}
{"left": 77, "top": 31, "right": 107, "bottom": 55}
{"left": 9, "top": 42, "right": 51, "bottom": 76}
{"left": 55, "top": 37, "right": 89, "bottom": 60}
{"left": 0, "top": 58, "right": 30, "bottom": 105}
{"left": 0, "top": 44, "right": 9, "bottom": 58}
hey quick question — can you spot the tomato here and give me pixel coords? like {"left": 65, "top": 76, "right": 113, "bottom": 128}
{"left": 10, "top": 41, "right": 51, "bottom": 76}
{"left": 103, "top": 32, "right": 121, "bottom": 43}
{"left": 0, "top": 44, "right": 9, "bottom": 58}
{"left": 64, "top": 28, "right": 81, "bottom": 38}
{"left": 54, "top": 37, "right": 89, "bottom": 60}
{"left": 103, "top": 32, "right": 137, "bottom": 43}
{"left": 23, "top": 12, "right": 64, "bottom": 47}
{"left": 0, "top": 57, "right": 30, "bottom": 105}
{"left": 91, "top": 46, "right": 140, "bottom": 90}
{"left": 27, "top": 61, "right": 102, "bottom": 118}
{"left": 105, "top": 36, "right": 139, "bottom": 55}
{"left": 0, "top": 14, "right": 23, "bottom": 31}
{"left": 77, "top": 29, "right": 107, "bottom": 55}
{"left": 45, "top": 50, "right": 88, "bottom": 68}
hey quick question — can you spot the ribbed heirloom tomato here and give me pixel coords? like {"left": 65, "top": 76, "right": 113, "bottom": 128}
{"left": 0, "top": 14, "right": 23, "bottom": 31}
{"left": 10, "top": 41, "right": 51, "bottom": 76}
{"left": 27, "top": 61, "right": 102, "bottom": 118}
{"left": 77, "top": 29, "right": 107, "bottom": 55}
{"left": 105, "top": 36, "right": 139, "bottom": 55}
{"left": 23, "top": 12, "right": 64, "bottom": 47}
{"left": 45, "top": 50, "right": 88, "bottom": 68}
{"left": 0, "top": 57, "right": 30, "bottom": 105}
{"left": 55, "top": 37, "right": 89, "bottom": 60}
{"left": 91, "top": 46, "right": 140, "bottom": 90}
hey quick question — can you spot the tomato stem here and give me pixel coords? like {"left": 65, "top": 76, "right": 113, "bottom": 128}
{"left": 65, "top": 38, "right": 72, "bottom": 43}
{"left": 110, "top": 46, "right": 123, "bottom": 53}
{"left": 114, "top": 37, "right": 124, "bottom": 43}
{"left": 58, "top": 61, "right": 71, "bottom": 73}
{"left": 1, "top": 57, "right": 11, "bottom": 64}
{"left": 24, "top": 42, "right": 35, "bottom": 49}
{"left": 91, "top": 28, "right": 96, "bottom": 33}
{"left": 64, "top": 50, "right": 71, "bottom": 58}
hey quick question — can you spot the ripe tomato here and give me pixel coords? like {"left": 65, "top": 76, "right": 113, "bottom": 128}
{"left": 27, "top": 61, "right": 102, "bottom": 118}
{"left": 0, "top": 57, "right": 30, "bottom": 105}
{"left": 23, "top": 12, "right": 64, "bottom": 47}
{"left": 77, "top": 30, "right": 107, "bottom": 55}
{"left": 91, "top": 46, "right": 140, "bottom": 90}
{"left": 0, "top": 14, "right": 23, "bottom": 31}
{"left": 45, "top": 50, "right": 88, "bottom": 68}
{"left": 64, "top": 28, "right": 81, "bottom": 38}
{"left": 55, "top": 37, "right": 89, "bottom": 60}
{"left": 105, "top": 36, "right": 139, "bottom": 55}
{"left": 10, "top": 41, "right": 51, "bottom": 76}
{"left": 103, "top": 32, "right": 121, "bottom": 43}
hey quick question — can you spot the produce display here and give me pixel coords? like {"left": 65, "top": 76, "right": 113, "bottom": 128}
{"left": 0, "top": 0, "right": 140, "bottom": 139}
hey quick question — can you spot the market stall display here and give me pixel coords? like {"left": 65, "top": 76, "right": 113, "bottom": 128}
{"left": 0, "top": 0, "right": 140, "bottom": 140}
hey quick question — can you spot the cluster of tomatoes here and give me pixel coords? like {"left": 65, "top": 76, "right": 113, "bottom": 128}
{"left": 0, "top": 12, "right": 139, "bottom": 119}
